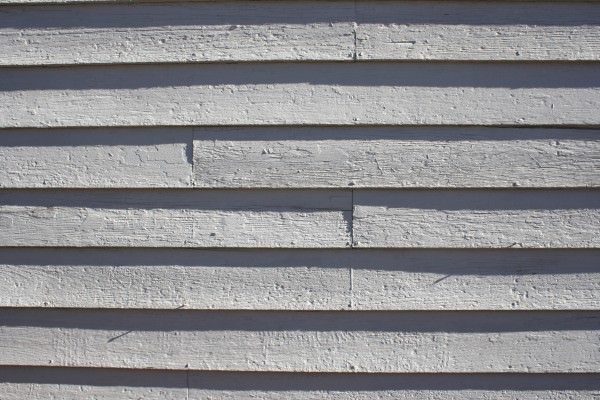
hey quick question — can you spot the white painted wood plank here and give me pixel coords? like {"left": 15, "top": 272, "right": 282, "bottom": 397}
{"left": 0, "top": 383, "right": 180, "bottom": 400}
{"left": 0, "top": 249, "right": 352, "bottom": 309}
{"left": 348, "top": 249, "right": 600, "bottom": 310}
{"left": 356, "top": 2, "right": 600, "bottom": 61}
{"left": 353, "top": 190, "right": 600, "bottom": 248}
{"left": 357, "top": 26, "right": 600, "bottom": 61}
{"left": 0, "top": 128, "right": 192, "bottom": 188}
{"left": 4, "top": 1, "right": 598, "bottom": 65}
{"left": 0, "top": 190, "right": 352, "bottom": 248}
{"left": 0, "top": 208, "right": 350, "bottom": 248}
{"left": 354, "top": 207, "right": 600, "bottom": 248}
{"left": 2, "top": 63, "right": 600, "bottom": 127}
{"left": 1, "top": 368, "right": 599, "bottom": 400}
{"left": 163, "top": 389, "right": 600, "bottom": 400}
{"left": 0, "top": 367, "right": 185, "bottom": 400}
{"left": 4, "top": 385, "right": 599, "bottom": 400}
{"left": 193, "top": 127, "right": 600, "bottom": 188}
{"left": 1, "top": 369, "right": 598, "bottom": 400}
{"left": 355, "top": 208, "right": 600, "bottom": 248}
{"left": 0, "top": 310, "right": 598, "bottom": 372}
{"left": 0, "top": 264, "right": 350, "bottom": 309}
{"left": 0, "top": 2, "right": 354, "bottom": 65}
{"left": 186, "top": 372, "right": 600, "bottom": 400}
{"left": 1, "top": 248, "right": 599, "bottom": 310}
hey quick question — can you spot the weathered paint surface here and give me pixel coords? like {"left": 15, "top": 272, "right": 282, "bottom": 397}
{"left": 0, "top": 190, "right": 352, "bottom": 247}
{"left": 0, "top": 2, "right": 355, "bottom": 64}
{"left": 1, "top": 309, "right": 599, "bottom": 372}
{"left": 1, "top": 248, "right": 599, "bottom": 310}
{"left": 1, "top": 63, "right": 600, "bottom": 127}
{"left": 2, "top": 1, "right": 600, "bottom": 64}
{"left": 0, "top": 128, "right": 193, "bottom": 187}
{"left": 1, "top": 368, "right": 599, "bottom": 400}
{"left": 355, "top": 2, "right": 600, "bottom": 61}
{"left": 193, "top": 127, "right": 600, "bottom": 188}
{"left": 1, "top": 0, "right": 599, "bottom": 397}
{"left": 353, "top": 190, "right": 600, "bottom": 248}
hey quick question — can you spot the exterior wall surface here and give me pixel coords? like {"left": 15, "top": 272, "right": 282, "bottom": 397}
{"left": 1, "top": 1, "right": 599, "bottom": 398}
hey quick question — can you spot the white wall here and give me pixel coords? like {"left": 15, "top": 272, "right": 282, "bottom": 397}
{"left": 1, "top": 1, "right": 599, "bottom": 398}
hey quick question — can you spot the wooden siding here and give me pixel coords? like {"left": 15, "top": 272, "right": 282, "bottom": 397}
{"left": 0, "top": 128, "right": 193, "bottom": 187}
{"left": 1, "top": 368, "right": 599, "bottom": 400}
{"left": 2, "top": 309, "right": 600, "bottom": 372}
{"left": 2, "top": 63, "right": 600, "bottom": 127}
{"left": 1, "top": 0, "right": 599, "bottom": 398}
{"left": 192, "top": 127, "right": 600, "bottom": 188}
{"left": 2, "top": 2, "right": 600, "bottom": 64}
{"left": 2, "top": 248, "right": 600, "bottom": 310}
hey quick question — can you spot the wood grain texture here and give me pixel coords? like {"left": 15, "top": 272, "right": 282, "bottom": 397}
{"left": 2, "top": 1, "right": 600, "bottom": 63}
{"left": 2, "top": 63, "right": 600, "bottom": 127}
{"left": 348, "top": 249, "right": 600, "bottom": 310}
{"left": 6, "top": 388, "right": 597, "bottom": 400}
{"left": 355, "top": 2, "right": 600, "bottom": 61}
{"left": 353, "top": 190, "right": 600, "bottom": 248}
{"left": 0, "top": 367, "right": 185, "bottom": 400}
{"left": 0, "top": 249, "right": 351, "bottom": 310}
{"left": 1, "top": 368, "right": 599, "bottom": 400}
{"left": 2, "top": 0, "right": 600, "bottom": 391}
{"left": 193, "top": 127, "right": 600, "bottom": 188}
{"left": 1, "top": 248, "right": 599, "bottom": 310}
{"left": 0, "top": 2, "right": 354, "bottom": 65}
{"left": 1, "top": 309, "right": 598, "bottom": 372}
{"left": 0, "top": 128, "right": 192, "bottom": 188}
{"left": 0, "top": 190, "right": 352, "bottom": 248}
{"left": 190, "top": 372, "right": 600, "bottom": 400}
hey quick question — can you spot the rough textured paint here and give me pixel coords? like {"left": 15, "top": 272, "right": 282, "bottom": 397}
{"left": 1, "top": 63, "right": 600, "bottom": 127}
{"left": 355, "top": 2, "right": 600, "bottom": 61}
{"left": 1, "top": 368, "right": 599, "bottom": 400}
{"left": 2, "top": 1, "right": 600, "bottom": 64}
{"left": 353, "top": 190, "right": 600, "bottom": 248}
{"left": 1, "top": 0, "right": 600, "bottom": 396}
{"left": 1, "top": 309, "right": 599, "bottom": 373}
{"left": 0, "top": 128, "right": 193, "bottom": 188}
{"left": 0, "top": 2, "right": 354, "bottom": 65}
{"left": 0, "top": 190, "right": 352, "bottom": 248}
{"left": 193, "top": 127, "right": 600, "bottom": 188}
{"left": 1, "top": 248, "right": 599, "bottom": 310}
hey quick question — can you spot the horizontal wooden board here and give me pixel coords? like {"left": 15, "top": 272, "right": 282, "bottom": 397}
{"left": 355, "top": 2, "right": 600, "bottom": 61}
{"left": 2, "top": 63, "right": 600, "bottom": 127}
{"left": 2, "top": 1, "right": 600, "bottom": 64}
{"left": 353, "top": 190, "right": 600, "bottom": 248}
{"left": 193, "top": 127, "right": 600, "bottom": 188}
{"left": 348, "top": 249, "right": 600, "bottom": 310}
{"left": 0, "top": 249, "right": 351, "bottom": 310}
{"left": 0, "top": 2, "right": 354, "bottom": 65}
{"left": 1, "top": 368, "right": 599, "bottom": 400}
{"left": 1, "top": 248, "right": 599, "bottom": 310}
{"left": 0, "top": 190, "right": 352, "bottom": 248}
{"left": 0, "top": 367, "right": 184, "bottom": 400}
{"left": 5, "top": 126, "right": 598, "bottom": 189}
{"left": 0, "top": 128, "right": 192, "bottom": 188}
{"left": 0, "top": 207, "right": 351, "bottom": 247}
{"left": 0, "top": 309, "right": 598, "bottom": 372}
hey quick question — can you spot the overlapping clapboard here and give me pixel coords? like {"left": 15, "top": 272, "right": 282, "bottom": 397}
{"left": 1, "top": 0, "right": 599, "bottom": 399}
